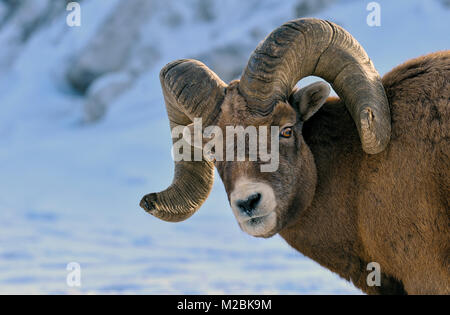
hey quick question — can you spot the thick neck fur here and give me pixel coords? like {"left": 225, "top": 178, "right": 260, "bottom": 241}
{"left": 279, "top": 98, "right": 405, "bottom": 294}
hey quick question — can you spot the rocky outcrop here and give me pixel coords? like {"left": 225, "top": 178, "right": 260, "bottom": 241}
{"left": 66, "top": 0, "right": 155, "bottom": 93}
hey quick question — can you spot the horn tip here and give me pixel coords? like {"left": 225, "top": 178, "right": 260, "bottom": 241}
{"left": 140, "top": 193, "right": 157, "bottom": 213}
{"left": 359, "top": 106, "right": 391, "bottom": 154}
{"left": 139, "top": 192, "right": 196, "bottom": 223}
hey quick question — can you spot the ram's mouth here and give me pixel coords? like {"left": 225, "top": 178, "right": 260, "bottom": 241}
{"left": 247, "top": 216, "right": 265, "bottom": 225}
{"left": 239, "top": 211, "right": 277, "bottom": 238}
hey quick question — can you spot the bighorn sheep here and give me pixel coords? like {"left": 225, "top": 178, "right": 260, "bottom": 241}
{"left": 140, "top": 18, "right": 449, "bottom": 294}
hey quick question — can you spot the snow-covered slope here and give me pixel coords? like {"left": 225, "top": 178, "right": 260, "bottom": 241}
{"left": 0, "top": 0, "right": 448, "bottom": 294}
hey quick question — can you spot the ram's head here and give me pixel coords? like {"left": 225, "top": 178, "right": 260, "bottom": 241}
{"left": 140, "top": 18, "right": 391, "bottom": 237}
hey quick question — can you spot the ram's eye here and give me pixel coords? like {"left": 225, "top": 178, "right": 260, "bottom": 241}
{"left": 280, "top": 127, "right": 293, "bottom": 138}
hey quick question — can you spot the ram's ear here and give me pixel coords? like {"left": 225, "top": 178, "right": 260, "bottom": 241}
{"left": 289, "top": 82, "right": 330, "bottom": 121}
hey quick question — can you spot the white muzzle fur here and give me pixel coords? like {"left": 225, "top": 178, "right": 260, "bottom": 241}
{"left": 229, "top": 178, "right": 277, "bottom": 237}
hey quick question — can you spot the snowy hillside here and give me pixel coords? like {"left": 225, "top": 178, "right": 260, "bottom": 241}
{"left": 0, "top": 0, "right": 448, "bottom": 294}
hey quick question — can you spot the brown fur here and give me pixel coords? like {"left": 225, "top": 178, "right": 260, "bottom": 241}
{"left": 214, "top": 51, "right": 449, "bottom": 294}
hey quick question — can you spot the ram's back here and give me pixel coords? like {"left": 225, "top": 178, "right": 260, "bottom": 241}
{"left": 382, "top": 51, "right": 450, "bottom": 148}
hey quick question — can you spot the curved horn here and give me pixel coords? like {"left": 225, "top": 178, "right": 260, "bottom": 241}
{"left": 239, "top": 18, "right": 391, "bottom": 154}
{"left": 140, "top": 59, "right": 226, "bottom": 222}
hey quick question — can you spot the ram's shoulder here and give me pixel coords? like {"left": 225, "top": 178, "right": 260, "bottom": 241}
{"left": 381, "top": 51, "right": 450, "bottom": 146}
{"left": 382, "top": 51, "right": 450, "bottom": 91}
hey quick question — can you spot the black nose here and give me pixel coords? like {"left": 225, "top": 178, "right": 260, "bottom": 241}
{"left": 237, "top": 193, "right": 262, "bottom": 215}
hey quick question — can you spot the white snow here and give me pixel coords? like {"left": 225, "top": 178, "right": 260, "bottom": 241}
{"left": 0, "top": 0, "right": 448, "bottom": 294}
